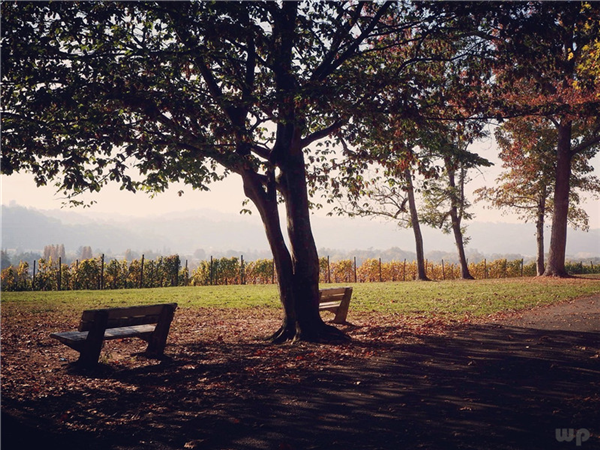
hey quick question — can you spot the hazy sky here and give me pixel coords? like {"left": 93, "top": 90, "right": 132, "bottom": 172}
{"left": 2, "top": 135, "right": 599, "bottom": 229}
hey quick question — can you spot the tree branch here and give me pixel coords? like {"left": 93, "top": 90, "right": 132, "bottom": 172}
{"left": 311, "top": 2, "right": 392, "bottom": 82}
{"left": 299, "top": 120, "right": 346, "bottom": 148}
{"left": 571, "top": 126, "right": 600, "bottom": 155}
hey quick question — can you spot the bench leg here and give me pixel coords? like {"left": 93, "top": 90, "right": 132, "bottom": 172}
{"left": 332, "top": 288, "right": 352, "bottom": 324}
{"left": 146, "top": 304, "right": 176, "bottom": 356}
{"left": 78, "top": 310, "right": 108, "bottom": 367}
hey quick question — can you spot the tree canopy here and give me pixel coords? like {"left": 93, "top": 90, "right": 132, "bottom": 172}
{"left": 477, "top": 2, "right": 600, "bottom": 276}
{"left": 2, "top": 1, "right": 458, "bottom": 341}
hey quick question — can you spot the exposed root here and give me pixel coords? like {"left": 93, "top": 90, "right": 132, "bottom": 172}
{"left": 269, "top": 325, "right": 296, "bottom": 344}
{"left": 540, "top": 270, "right": 573, "bottom": 278}
{"left": 269, "top": 322, "right": 351, "bottom": 345}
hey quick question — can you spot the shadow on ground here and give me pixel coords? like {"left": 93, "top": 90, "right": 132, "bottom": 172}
{"left": 2, "top": 324, "right": 599, "bottom": 450}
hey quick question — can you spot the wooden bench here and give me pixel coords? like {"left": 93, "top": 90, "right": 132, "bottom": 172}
{"left": 319, "top": 287, "right": 353, "bottom": 324}
{"left": 50, "top": 303, "right": 177, "bottom": 367}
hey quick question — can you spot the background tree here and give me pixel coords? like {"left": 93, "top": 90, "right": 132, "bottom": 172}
{"left": 476, "top": 116, "right": 600, "bottom": 275}
{"left": 335, "top": 150, "right": 431, "bottom": 281}
{"left": 79, "top": 246, "right": 94, "bottom": 261}
{"left": 330, "top": 7, "right": 488, "bottom": 282}
{"left": 2, "top": 1, "right": 444, "bottom": 342}
{"left": 477, "top": 2, "right": 600, "bottom": 276}
{"left": 43, "top": 244, "right": 66, "bottom": 263}
{"left": 419, "top": 137, "right": 491, "bottom": 280}
{"left": 421, "top": 2, "right": 600, "bottom": 276}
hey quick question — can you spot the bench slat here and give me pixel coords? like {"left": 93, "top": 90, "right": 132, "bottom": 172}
{"left": 319, "top": 301, "right": 342, "bottom": 311}
{"left": 51, "top": 324, "right": 156, "bottom": 345}
{"left": 51, "top": 303, "right": 177, "bottom": 367}
{"left": 319, "top": 287, "right": 349, "bottom": 296}
{"left": 79, "top": 303, "right": 177, "bottom": 331}
{"left": 318, "top": 287, "right": 352, "bottom": 324}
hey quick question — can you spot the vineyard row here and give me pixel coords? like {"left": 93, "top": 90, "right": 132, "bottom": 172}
{"left": 1, "top": 255, "right": 598, "bottom": 292}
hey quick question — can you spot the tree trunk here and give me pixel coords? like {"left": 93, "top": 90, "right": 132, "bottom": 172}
{"left": 241, "top": 169, "right": 297, "bottom": 328}
{"left": 535, "top": 191, "right": 547, "bottom": 276}
{"left": 275, "top": 146, "right": 348, "bottom": 343}
{"left": 449, "top": 209, "right": 473, "bottom": 279}
{"left": 446, "top": 162, "right": 474, "bottom": 280}
{"left": 404, "top": 169, "right": 429, "bottom": 281}
{"left": 544, "top": 122, "right": 572, "bottom": 277}
{"left": 241, "top": 159, "right": 348, "bottom": 344}
{"left": 238, "top": 2, "right": 346, "bottom": 342}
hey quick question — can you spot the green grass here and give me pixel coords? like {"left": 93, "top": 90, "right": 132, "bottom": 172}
{"left": 2, "top": 276, "right": 599, "bottom": 318}
{"left": 0, "top": 284, "right": 281, "bottom": 312}
{"left": 350, "top": 277, "right": 600, "bottom": 316}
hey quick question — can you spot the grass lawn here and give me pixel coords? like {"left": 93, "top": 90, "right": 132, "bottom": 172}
{"left": 2, "top": 276, "right": 599, "bottom": 450}
{"left": 2, "top": 275, "right": 599, "bottom": 319}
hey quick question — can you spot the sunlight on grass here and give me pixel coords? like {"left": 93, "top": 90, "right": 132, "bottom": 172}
{"left": 2, "top": 276, "right": 599, "bottom": 319}
{"left": 350, "top": 277, "right": 600, "bottom": 316}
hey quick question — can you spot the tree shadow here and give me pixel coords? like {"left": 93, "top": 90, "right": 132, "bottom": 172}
{"left": 2, "top": 324, "right": 599, "bottom": 450}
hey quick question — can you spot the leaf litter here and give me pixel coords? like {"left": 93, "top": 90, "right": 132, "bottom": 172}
{"left": 3, "top": 298, "right": 599, "bottom": 448}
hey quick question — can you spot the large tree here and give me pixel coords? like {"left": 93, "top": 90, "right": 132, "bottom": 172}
{"left": 2, "top": 2, "right": 446, "bottom": 341}
{"left": 421, "top": 2, "right": 600, "bottom": 277}
{"left": 476, "top": 116, "right": 600, "bottom": 275}
{"left": 479, "top": 2, "right": 600, "bottom": 276}
{"left": 334, "top": 150, "right": 432, "bottom": 282}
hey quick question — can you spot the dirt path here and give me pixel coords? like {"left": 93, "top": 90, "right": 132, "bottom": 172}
{"left": 2, "top": 296, "right": 599, "bottom": 450}
{"left": 490, "top": 294, "right": 600, "bottom": 332}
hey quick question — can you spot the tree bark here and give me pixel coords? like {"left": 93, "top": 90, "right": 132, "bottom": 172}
{"left": 450, "top": 209, "right": 473, "bottom": 280}
{"left": 535, "top": 191, "right": 547, "bottom": 276}
{"left": 404, "top": 169, "right": 429, "bottom": 281}
{"left": 446, "top": 162, "right": 474, "bottom": 280}
{"left": 241, "top": 169, "right": 297, "bottom": 328}
{"left": 241, "top": 152, "right": 348, "bottom": 344}
{"left": 544, "top": 122, "right": 573, "bottom": 277}
{"left": 275, "top": 148, "right": 347, "bottom": 342}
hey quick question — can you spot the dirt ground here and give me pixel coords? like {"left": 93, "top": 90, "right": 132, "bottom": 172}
{"left": 2, "top": 295, "right": 599, "bottom": 450}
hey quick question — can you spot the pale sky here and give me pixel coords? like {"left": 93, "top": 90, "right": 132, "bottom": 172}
{"left": 2, "top": 136, "right": 599, "bottom": 229}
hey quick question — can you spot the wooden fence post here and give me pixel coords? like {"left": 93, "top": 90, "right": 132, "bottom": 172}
{"left": 57, "top": 257, "right": 62, "bottom": 291}
{"left": 521, "top": 259, "right": 524, "bottom": 277}
{"left": 140, "top": 254, "right": 145, "bottom": 288}
{"left": 32, "top": 259, "right": 36, "bottom": 291}
{"left": 353, "top": 257, "right": 357, "bottom": 283}
{"left": 442, "top": 259, "right": 445, "bottom": 280}
{"left": 100, "top": 254, "right": 105, "bottom": 290}
{"left": 379, "top": 258, "right": 382, "bottom": 282}
{"left": 327, "top": 256, "right": 331, "bottom": 283}
{"left": 240, "top": 255, "right": 245, "bottom": 285}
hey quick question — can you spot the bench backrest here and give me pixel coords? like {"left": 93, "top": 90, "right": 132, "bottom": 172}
{"left": 78, "top": 303, "right": 178, "bottom": 332}
{"left": 319, "top": 287, "right": 352, "bottom": 303}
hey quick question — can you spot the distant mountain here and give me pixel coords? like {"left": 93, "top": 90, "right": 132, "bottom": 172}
{"left": 2, "top": 204, "right": 598, "bottom": 260}
{"left": 311, "top": 215, "right": 600, "bottom": 260}
{"left": 0, "top": 204, "right": 271, "bottom": 256}
{"left": 1, "top": 205, "right": 172, "bottom": 254}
